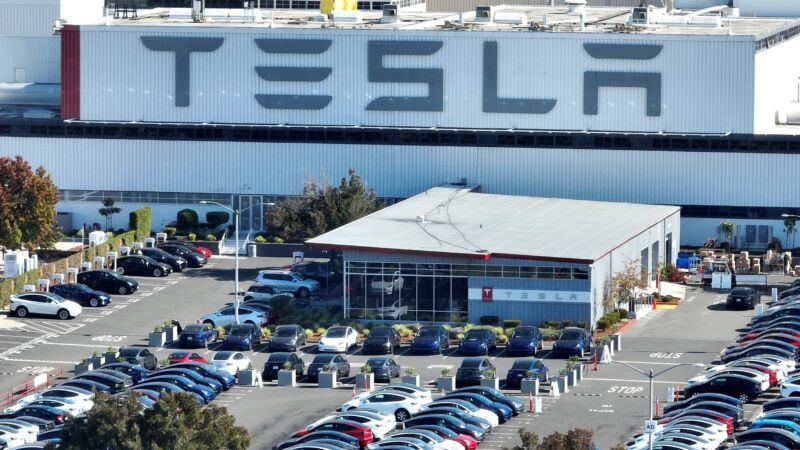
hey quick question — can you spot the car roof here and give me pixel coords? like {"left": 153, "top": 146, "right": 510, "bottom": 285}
{"left": 213, "top": 351, "right": 239, "bottom": 359}
{"left": 267, "top": 353, "right": 293, "bottom": 362}
{"left": 738, "top": 427, "right": 800, "bottom": 443}
{"left": 119, "top": 347, "right": 146, "bottom": 355}
{"left": 260, "top": 269, "right": 292, "bottom": 275}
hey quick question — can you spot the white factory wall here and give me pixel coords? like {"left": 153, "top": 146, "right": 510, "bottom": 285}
{"left": 0, "top": 0, "right": 60, "bottom": 37}
{"left": 78, "top": 25, "right": 756, "bottom": 134}
{"left": 754, "top": 37, "right": 800, "bottom": 134}
{"left": 0, "top": 37, "right": 60, "bottom": 83}
{"left": 54, "top": 201, "right": 231, "bottom": 234}
{"left": 680, "top": 217, "right": 789, "bottom": 248}
{"left": 735, "top": 0, "right": 800, "bottom": 17}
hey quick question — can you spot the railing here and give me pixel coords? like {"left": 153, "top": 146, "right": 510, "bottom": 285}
{"left": 0, "top": 368, "right": 65, "bottom": 409}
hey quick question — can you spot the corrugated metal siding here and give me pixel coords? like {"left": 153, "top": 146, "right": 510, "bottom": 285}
{"left": 345, "top": 250, "right": 588, "bottom": 267}
{"left": 2, "top": 138, "right": 800, "bottom": 208}
{"left": 754, "top": 37, "right": 800, "bottom": 134}
{"left": 78, "top": 25, "right": 755, "bottom": 134}
{"left": 61, "top": 25, "right": 80, "bottom": 119}
{"left": 470, "top": 276, "right": 590, "bottom": 292}
{"left": 0, "top": 1, "right": 59, "bottom": 37}
{"left": 426, "top": 0, "right": 642, "bottom": 13}
{"left": 0, "top": 36, "right": 60, "bottom": 83}
{"left": 468, "top": 300, "right": 591, "bottom": 327}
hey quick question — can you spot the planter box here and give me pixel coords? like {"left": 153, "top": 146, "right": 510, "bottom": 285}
{"left": 149, "top": 331, "right": 166, "bottom": 348}
{"left": 88, "top": 356, "right": 105, "bottom": 368}
{"left": 480, "top": 378, "right": 500, "bottom": 390}
{"left": 355, "top": 373, "right": 374, "bottom": 391}
{"left": 611, "top": 334, "right": 622, "bottom": 351}
{"left": 277, "top": 370, "right": 296, "bottom": 387}
{"left": 161, "top": 326, "right": 178, "bottom": 343}
{"left": 576, "top": 364, "right": 584, "bottom": 381}
{"left": 237, "top": 369, "right": 261, "bottom": 387}
{"left": 318, "top": 372, "right": 337, "bottom": 389}
{"left": 104, "top": 352, "right": 119, "bottom": 363}
{"left": 566, "top": 369, "right": 577, "bottom": 387}
{"left": 401, "top": 375, "right": 420, "bottom": 386}
{"left": 521, "top": 378, "right": 540, "bottom": 395}
{"left": 74, "top": 362, "right": 93, "bottom": 375}
{"left": 437, "top": 376, "right": 456, "bottom": 393}
{"left": 556, "top": 376, "right": 569, "bottom": 394}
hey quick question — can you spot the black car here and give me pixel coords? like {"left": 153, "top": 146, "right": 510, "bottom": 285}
{"left": 683, "top": 374, "right": 764, "bottom": 402}
{"left": 49, "top": 283, "right": 111, "bottom": 307}
{"left": 365, "top": 357, "right": 401, "bottom": 382}
{"left": 363, "top": 327, "right": 401, "bottom": 355}
{"left": 414, "top": 407, "right": 491, "bottom": 433}
{"left": 661, "top": 400, "right": 744, "bottom": 427}
{"left": 116, "top": 255, "right": 172, "bottom": 277}
{"left": 269, "top": 325, "right": 307, "bottom": 352}
{"left": 56, "top": 379, "right": 112, "bottom": 393}
{"left": 118, "top": 347, "right": 157, "bottom": 370}
{"left": 307, "top": 354, "right": 350, "bottom": 382}
{"left": 455, "top": 357, "right": 496, "bottom": 388}
{"left": 77, "top": 270, "right": 138, "bottom": 295}
{"left": 274, "top": 431, "right": 360, "bottom": 450}
{"left": 410, "top": 326, "right": 451, "bottom": 354}
{"left": 286, "top": 261, "right": 339, "bottom": 286}
{"left": 73, "top": 372, "right": 131, "bottom": 393}
{"left": 1, "top": 406, "right": 67, "bottom": 425}
{"left": 505, "top": 359, "right": 549, "bottom": 389}
{"left": 141, "top": 248, "right": 187, "bottom": 272}
{"left": 100, "top": 363, "right": 150, "bottom": 384}
{"left": 403, "top": 414, "right": 485, "bottom": 441}
{"left": 262, "top": 352, "right": 305, "bottom": 381}
{"left": 456, "top": 386, "right": 525, "bottom": 415}
{"left": 158, "top": 244, "right": 207, "bottom": 268}
{"left": 662, "top": 393, "right": 743, "bottom": 416}
{"left": 720, "top": 344, "right": 796, "bottom": 364}
{"left": 762, "top": 398, "right": 800, "bottom": 413}
{"left": 727, "top": 287, "right": 758, "bottom": 310}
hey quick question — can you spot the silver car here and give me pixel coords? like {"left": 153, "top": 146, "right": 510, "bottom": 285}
{"left": 254, "top": 270, "right": 320, "bottom": 298}
{"left": 243, "top": 283, "right": 281, "bottom": 301}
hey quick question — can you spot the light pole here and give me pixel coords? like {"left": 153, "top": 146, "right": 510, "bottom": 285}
{"left": 200, "top": 200, "right": 274, "bottom": 324}
{"left": 611, "top": 361, "right": 704, "bottom": 450}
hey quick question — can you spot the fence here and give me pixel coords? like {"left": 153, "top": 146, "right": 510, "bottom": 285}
{"left": 0, "top": 367, "right": 65, "bottom": 409}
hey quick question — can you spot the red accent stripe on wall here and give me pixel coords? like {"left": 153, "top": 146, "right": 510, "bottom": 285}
{"left": 61, "top": 25, "right": 80, "bottom": 120}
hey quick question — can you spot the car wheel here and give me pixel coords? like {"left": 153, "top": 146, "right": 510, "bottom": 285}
{"left": 244, "top": 321, "right": 255, "bottom": 326}
{"left": 394, "top": 408, "right": 410, "bottom": 422}
{"left": 204, "top": 320, "right": 215, "bottom": 329}
{"left": 57, "top": 309, "right": 70, "bottom": 320}
{"left": 118, "top": 286, "right": 128, "bottom": 295}
{"left": 739, "top": 393, "right": 750, "bottom": 402}
{"left": 117, "top": 267, "right": 125, "bottom": 275}
{"left": 15, "top": 306, "right": 28, "bottom": 318}
{"left": 297, "top": 288, "right": 310, "bottom": 299}
{"left": 153, "top": 268, "right": 162, "bottom": 277}
{"left": 89, "top": 298, "right": 100, "bottom": 307}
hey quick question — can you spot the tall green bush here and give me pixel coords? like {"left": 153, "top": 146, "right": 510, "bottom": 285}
{"left": 129, "top": 207, "right": 151, "bottom": 241}
{"left": 206, "top": 211, "right": 230, "bottom": 228}
{"left": 177, "top": 209, "right": 199, "bottom": 230}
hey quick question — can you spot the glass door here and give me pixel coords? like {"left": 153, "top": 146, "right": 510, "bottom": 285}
{"left": 236, "top": 195, "right": 264, "bottom": 233}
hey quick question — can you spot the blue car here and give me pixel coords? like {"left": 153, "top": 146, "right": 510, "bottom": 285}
{"left": 145, "top": 375, "right": 215, "bottom": 403}
{"left": 403, "top": 414, "right": 485, "bottom": 441}
{"left": 222, "top": 324, "right": 262, "bottom": 351}
{"left": 134, "top": 382, "right": 205, "bottom": 405}
{"left": 168, "top": 362, "right": 235, "bottom": 390}
{"left": 37, "top": 424, "right": 63, "bottom": 442}
{"left": 458, "top": 329, "right": 497, "bottom": 356}
{"left": 154, "top": 368, "right": 222, "bottom": 393}
{"left": 750, "top": 419, "right": 800, "bottom": 435}
{"left": 443, "top": 392, "right": 513, "bottom": 423}
{"left": 274, "top": 430, "right": 360, "bottom": 450}
{"left": 411, "top": 326, "right": 450, "bottom": 354}
{"left": 506, "top": 326, "right": 543, "bottom": 356}
{"left": 100, "top": 363, "right": 150, "bottom": 384}
{"left": 57, "top": 379, "right": 112, "bottom": 393}
{"left": 415, "top": 407, "right": 492, "bottom": 432}
{"left": 552, "top": 327, "right": 591, "bottom": 357}
{"left": 505, "top": 359, "right": 549, "bottom": 389}
{"left": 178, "top": 323, "right": 219, "bottom": 349}
{"left": 457, "top": 386, "right": 525, "bottom": 415}
{"left": 49, "top": 283, "right": 110, "bottom": 308}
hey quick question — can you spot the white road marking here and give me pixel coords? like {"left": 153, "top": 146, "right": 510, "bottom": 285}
{"left": 584, "top": 377, "right": 687, "bottom": 385}
{"left": 42, "top": 342, "right": 113, "bottom": 348}
{"left": 491, "top": 349, "right": 506, "bottom": 360}
{"left": 614, "top": 360, "right": 692, "bottom": 366}
{"left": 0, "top": 356, "right": 79, "bottom": 364}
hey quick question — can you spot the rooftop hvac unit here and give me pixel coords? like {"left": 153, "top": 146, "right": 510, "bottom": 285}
{"left": 476, "top": 6, "right": 493, "bottom": 23}
{"left": 380, "top": 4, "right": 399, "bottom": 23}
{"left": 192, "top": 0, "right": 205, "bottom": 22}
{"left": 332, "top": 9, "right": 362, "bottom": 22}
{"left": 630, "top": 6, "right": 649, "bottom": 25}
{"left": 494, "top": 12, "right": 527, "bottom": 25}
{"left": 565, "top": 0, "right": 587, "bottom": 14}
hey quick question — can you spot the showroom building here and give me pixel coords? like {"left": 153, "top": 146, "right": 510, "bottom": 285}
{"left": 308, "top": 187, "right": 681, "bottom": 326}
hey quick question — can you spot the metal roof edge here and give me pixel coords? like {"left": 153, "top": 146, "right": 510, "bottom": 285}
{"left": 592, "top": 206, "right": 682, "bottom": 262}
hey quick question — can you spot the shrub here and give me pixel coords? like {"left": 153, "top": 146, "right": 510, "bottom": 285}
{"left": 606, "top": 312, "right": 620, "bottom": 324}
{"left": 546, "top": 321, "right": 561, "bottom": 329}
{"left": 404, "top": 367, "right": 416, "bottom": 376}
{"left": 497, "top": 335, "right": 508, "bottom": 344}
{"left": 561, "top": 320, "right": 573, "bottom": 329}
{"left": 361, "top": 328, "right": 370, "bottom": 337}
{"left": 206, "top": 211, "right": 230, "bottom": 228}
{"left": 540, "top": 328, "right": 559, "bottom": 340}
{"left": 204, "top": 234, "right": 217, "bottom": 241}
{"left": 177, "top": 209, "right": 199, "bottom": 229}
{"left": 315, "top": 327, "right": 326, "bottom": 336}
{"left": 188, "top": 232, "right": 197, "bottom": 241}
{"left": 163, "top": 227, "right": 176, "bottom": 237}
{"left": 617, "top": 308, "right": 628, "bottom": 319}
{"left": 503, "top": 320, "right": 521, "bottom": 328}
{"left": 254, "top": 235, "right": 267, "bottom": 244}
{"left": 128, "top": 207, "right": 152, "bottom": 241}
{"left": 273, "top": 237, "right": 285, "bottom": 244}
{"left": 662, "top": 295, "right": 674, "bottom": 302}
{"left": 260, "top": 328, "right": 271, "bottom": 339}
{"left": 596, "top": 318, "right": 611, "bottom": 330}
{"left": 305, "top": 328, "right": 314, "bottom": 340}
{"left": 577, "top": 320, "right": 588, "bottom": 330}
{"left": 479, "top": 315, "right": 499, "bottom": 326}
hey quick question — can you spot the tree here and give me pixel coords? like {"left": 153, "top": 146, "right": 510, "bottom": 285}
{"left": 785, "top": 218, "right": 797, "bottom": 249}
{"left": 53, "top": 391, "right": 250, "bottom": 450}
{"left": 504, "top": 428, "right": 595, "bottom": 450}
{"left": 605, "top": 258, "right": 646, "bottom": 312}
{"left": 0, "top": 155, "right": 60, "bottom": 251}
{"left": 98, "top": 197, "right": 122, "bottom": 231}
{"left": 720, "top": 220, "right": 734, "bottom": 249}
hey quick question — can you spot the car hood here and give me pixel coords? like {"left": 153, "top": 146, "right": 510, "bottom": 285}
{"left": 413, "top": 337, "right": 438, "bottom": 346}
{"left": 63, "top": 300, "right": 82, "bottom": 312}
{"left": 554, "top": 339, "right": 581, "bottom": 347}
{"left": 460, "top": 340, "right": 487, "bottom": 348}
{"left": 271, "top": 336, "right": 297, "bottom": 344}
{"left": 225, "top": 335, "right": 251, "bottom": 342}
{"left": 320, "top": 338, "right": 346, "bottom": 346}
{"left": 364, "top": 336, "right": 391, "bottom": 345}
{"left": 508, "top": 338, "right": 535, "bottom": 346}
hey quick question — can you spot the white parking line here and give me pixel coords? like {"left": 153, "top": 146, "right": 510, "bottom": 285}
{"left": 441, "top": 348, "right": 458, "bottom": 359}
{"left": 0, "top": 356, "right": 79, "bottom": 364}
{"left": 0, "top": 335, "right": 33, "bottom": 340}
{"left": 613, "top": 360, "right": 693, "bottom": 366}
{"left": 583, "top": 377, "right": 687, "bottom": 385}
{"left": 491, "top": 349, "right": 506, "bottom": 360}
{"left": 42, "top": 342, "right": 112, "bottom": 348}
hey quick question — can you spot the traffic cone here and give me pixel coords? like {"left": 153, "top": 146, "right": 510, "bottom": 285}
{"left": 675, "top": 384, "right": 679, "bottom": 401}
{"left": 655, "top": 396, "right": 660, "bottom": 417}
{"left": 529, "top": 392, "right": 533, "bottom": 413}
{"left": 352, "top": 386, "right": 356, "bottom": 398}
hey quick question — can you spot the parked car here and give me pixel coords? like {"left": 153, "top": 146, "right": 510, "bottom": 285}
{"left": 225, "top": 302, "right": 275, "bottom": 324}
{"left": 413, "top": 407, "right": 491, "bottom": 435}
{"left": 223, "top": 324, "right": 262, "bottom": 351}
{"left": 307, "top": 354, "right": 350, "bottom": 382}
{"left": 134, "top": 382, "right": 202, "bottom": 405}
{"left": 269, "top": 325, "right": 307, "bottom": 352}
{"left": 211, "top": 351, "right": 251, "bottom": 376}
{"left": 0, "top": 419, "right": 39, "bottom": 444}
{"left": 243, "top": 284, "right": 282, "bottom": 301}
{"left": 726, "top": 287, "right": 758, "bottom": 310}
{"left": 77, "top": 270, "right": 138, "bottom": 295}
{"left": 739, "top": 328, "right": 800, "bottom": 344}
{"left": 284, "top": 261, "right": 339, "bottom": 286}
{"left": 683, "top": 373, "right": 765, "bottom": 403}
{"left": 255, "top": 270, "right": 321, "bottom": 298}
{"left": 178, "top": 323, "right": 218, "bottom": 349}
{"left": 162, "top": 240, "right": 212, "bottom": 258}
{"left": 116, "top": 255, "right": 172, "bottom": 277}
{"left": 442, "top": 392, "right": 512, "bottom": 423}
{"left": 274, "top": 430, "right": 360, "bottom": 450}
{"left": 49, "top": 284, "right": 110, "bottom": 308}
{"left": 10, "top": 292, "right": 82, "bottom": 320}
{"left": 262, "top": 352, "right": 305, "bottom": 381}
{"left": 140, "top": 248, "right": 187, "bottom": 272}
{"left": 458, "top": 329, "right": 497, "bottom": 356}
{"left": 505, "top": 326, "right": 543, "bottom": 356}
{"left": 307, "top": 410, "right": 396, "bottom": 440}
{"left": 552, "top": 327, "right": 591, "bottom": 357}
{"left": 0, "top": 427, "right": 26, "bottom": 447}
{"left": 99, "top": 363, "right": 150, "bottom": 384}
{"left": 199, "top": 306, "right": 267, "bottom": 328}
{"left": 736, "top": 428, "right": 800, "bottom": 448}
{"left": 382, "top": 429, "right": 463, "bottom": 450}
{"left": 118, "top": 347, "right": 157, "bottom": 370}
{"left": 351, "top": 384, "right": 432, "bottom": 404}
{"left": 167, "top": 351, "right": 206, "bottom": 365}
{"left": 145, "top": 375, "right": 215, "bottom": 403}
{"left": 411, "top": 326, "right": 450, "bottom": 354}
{"left": 1, "top": 405, "right": 68, "bottom": 425}
{"left": 158, "top": 244, "right": 208, "bottom": 268}
{"left": 402, "top": 424, "right": 478, "bottom": 450}
{"left": 167, "top": 362, "right": 235, "bottom": 390}
{"left": 720, "top": 344, "right": 796, "bottom": 364}
{"left": 73, "top": 371, "right": 132, "bottom": 393}
{"left": 291, "top": 419, "right": 374, "bottom": 446}
{"left": 456, "top": 386, "right": 524, "bottom": 415}
{"left": 152, "top": 368, "right": 222, "bottom": 393}
{"left": 318, "top": 326, "right": 358, "bottom": 353}
{"left": 662, "top": 393, "right": 742, "bottom": 416}
{"left": 660, "top": 400, "right": 744, "bottom": 428}
{"left": 455, "top": 358, "right": 496, "bottom": 388}
{"left": 505, "top": 359, "right": 549, "bottom": 389}
{"left": 340, "top": 391, "right": 428, "bottom": 422}
{"left": 422, "top": 399, "right": 499, "bottom": 429}
{"left": 365, "top": 358, "right": 401, "bottom": 382}
{"left": 363, "top": 327, "right": 401, "bottom": 355}
{"left": 402, "top": 414, "right": 485, "bottom": 442}
{"left": 56, "top": 380, "right": 111, "bottom": 394}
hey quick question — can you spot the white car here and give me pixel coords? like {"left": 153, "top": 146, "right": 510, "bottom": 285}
{"left": 340, "top": 391, "right": 430, "bottom": 422}
{"left": 705, "top": 358, "right": 785, "bottom": 382}
{"left": 199, "top": 306, "right": 267, "bottom": 328}
{"left": 756, "top": 354, "right": 796, "bottom": 373}
{"left": 27, "top": 398, "right": 86, "bottom": 416}
{"left": 306, "top": 410, "right": 396, "bottom": 439}
{"left": 10, "top": 292, "right": 82, "bottom": 320}
{"left": 379, "top": 429, "right": 464, "bottom": 450}
{"left": 243, "top": 283, "right": 281, "bottom": 301}
{"left": 4, "top": 387, "right": 94, "bottom": 415}
{"left": 779, "top": 374, "right": 800, "bottom": 398}
{"left": 318, "top": 326, "right": 358, "bottom": 353}
{"left": 420, "top": 398, "right": 499, "bottom": 427}
{"left": 0, "top": 420, "right": 38, "bottom": 444}
{"left": 352, "top": 384, "right": 432, "bottom": 403}
{"left": 0, "top": 427, "right": 26, "bottom": 448}
{"left": 629, "top": 424, "right": 726, "bottom": 449}
{"left": 628, "top": 432, "right": 716, "bottom": 450}
{"left": 212, "top": 351, "right": 252, "bottom": 376}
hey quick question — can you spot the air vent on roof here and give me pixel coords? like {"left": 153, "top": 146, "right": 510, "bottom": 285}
{"left": 565, "top": 0, "right": 586, "bottom": 14}
{"left": 380, "top": 4, "right": 399, "bottom": 23}
{"left": 494, "top": 12, "right": 527, "bottom": 25}
{"left": 630, "top": 6, "right": 649, "bottom": 25}
{"left": 475, "top": 6, "right": 493, "bottom": 23}
{"left": 332, "top": 10, "right": 362, "bottom": 23}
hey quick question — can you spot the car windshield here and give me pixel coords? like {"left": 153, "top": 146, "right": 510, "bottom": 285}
{"left": 119, "top": 349, "right": 140, "bottom": 357}
{"left": 106, "top": 270, "right": 123, "bottom": 279}
{"left": 559, "top": 330, "right": 582, "bottom": 340}
{"left": 276, "top": 328, "right": 296, "bottom": 337}
{"left": 367, "top": 359, "right": 387, "bottom": 367}
{"left": 169, "top": 352, "right": 188, "bottom": 359}
{"left": 184, "top": 325, "right": 204, "bottom": 334}
{"left": 229, "top": 326, "right": 250, "bottom": 336}
{"left": 371, "top": 328, "right": 392, "bottom": 337}
{"left": 49, "top": 295, "right": 64, "bottom": 304}
{"left": 512, "top": 328, "right": 536, "bottom": 338}
{"left": 213, "top": 353, "right": 234, "bottom": 361}
{"left": 464, "top": 330, "right": 488, "bottom": 340}
{"left": 73, "top": 284, "right": 92, "bottom": 292}
{"left": 461, "top": 359, "right": 482, "bottom": 368}
{"left": 325, "top": 328, "right": 347, "bottom": 338}
{"left": 293, "top": 272, "right": 307, "bottom": 281}
{"left": 312, "top": 355, "right": 335, "bottom": 364}
{"left": 418, "top": 327, "right": 440, "bottom": 337}
{"left": 512, "top": 361, "right": 534, "bottom": 370}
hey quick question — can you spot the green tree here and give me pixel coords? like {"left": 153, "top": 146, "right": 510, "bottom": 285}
{"left": 98, "top": 197, "right": 122, "bottom": 231}
{"left": 0, "top": 155, "right": 60, "bottom": 250}
{"left": 56, "top": 391, "right": 143, "bottom": 450}
{"left": 720, "top": 220, "right": 734, "bottom": 248}
{"left": 605, "top": 258, "right": 646, "bottom": 311}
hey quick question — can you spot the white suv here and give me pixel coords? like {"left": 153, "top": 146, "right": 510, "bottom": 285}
{"left": 11, "top": 292, "right": 82, "bottom": 320}
{"left": 243, "top": 283, "right": 281, "bottom": 301}
{"left": 254, "top": 270, "right": 320, "bottom": 298}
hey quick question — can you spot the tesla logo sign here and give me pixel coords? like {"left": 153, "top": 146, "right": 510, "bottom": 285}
{"left": 141, "top": 37, "right": 663, "bottom": 115}
{"left": 482, "top": 287, "right": 493, "bottom": 303}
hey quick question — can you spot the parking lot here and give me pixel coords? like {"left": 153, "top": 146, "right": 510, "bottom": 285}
{"left": 0, "top": 256, "right": 787, "bottom": 449}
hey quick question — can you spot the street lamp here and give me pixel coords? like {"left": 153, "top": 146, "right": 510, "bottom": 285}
{"left": 611, "top": 361, "right": 705, "bottom": 450}
{"left": 199, "top": 200, "right": 275, "bottom": 324}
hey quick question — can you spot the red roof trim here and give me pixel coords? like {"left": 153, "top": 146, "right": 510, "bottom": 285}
{"left": 306, "top": 243, "right": 492, "bottom": 260}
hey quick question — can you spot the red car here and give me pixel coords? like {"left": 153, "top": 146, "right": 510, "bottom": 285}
{"left": 659, "top": 410, "right": 733, "bottom": 434}
{"left": 163, "top": 241, "right": 212, "bottom": 259}
{"left": 168, "top": 351, "right": 206, "bottom": 365}
{"left": 739, "top": 329, "right": 800, "bottom": 343}
{"left": 292, "top": 420, "right": 373, "bottom": 446}
{"left": 412, "top": 425, "right": 478, "bottom": 450}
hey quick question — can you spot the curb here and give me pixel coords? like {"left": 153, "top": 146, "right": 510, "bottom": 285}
{"left": 616, "top": 318, "right": 637, "bottom": 335}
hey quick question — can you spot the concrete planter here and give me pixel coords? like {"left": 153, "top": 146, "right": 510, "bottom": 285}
{"left": 237, "top": 369, "right": 261, "bottom": 386}
{"left": 521, "top": 378, "right": 540, "bottom": 395}
{"left": 566, "top": 369, "right": 577, "bottom": 387}
{"left": 480, "top": 378, "right": 500, "bottom": 390}
{"left": 104, "top": 352, "right": 119, "bottom": 363}
{"left": 576, "top": 364, "right": 584, "bottom": 381}
{"left": 318, "top": 372, "right": 337, "bottom": 389}
{"left": 401, "top": 375, "right": 420, "bottom": 386}
{"left": 556, "top": 376, "right": 569, "bottom": 394}
{"left": 437, "top": 376, "right": 456, "bottom": 393}
{"left": 88, "top": 356, "right": 105, "bottom": 368}
{"left": 161, "top": 326, "right": 178, "bottom": 343}
{"left": 277, "top": 370, "right": 296, "bottom": 387}
{"left": 149, "top": 331, "right": 166, "bottom": 348}
{"left": 74, "top": 362, "right": 93, "bottom": 375}
{"left": 355, "top": 373, "right": 374, "bottom": 391}
{"left": 611, "top": 334, "right": 622, "bottom": 351}
{"left": 609, "top": 339, "right": 616, "bottom": 355}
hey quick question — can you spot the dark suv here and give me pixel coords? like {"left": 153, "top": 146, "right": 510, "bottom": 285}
{"left": 116, "top": 255, "right": 172, "bottom": 277}
{"left": 362, "top": 327, "right": 401, "bottom": 354}
{"left": 727, "top": 287, "right": 758, "bottom": 310}
{"left": 77, "top": 270, "right": 138, "bottom": 295}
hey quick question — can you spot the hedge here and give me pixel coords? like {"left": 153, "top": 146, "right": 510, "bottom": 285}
{"left": 206, "top": 211, "right": 230, "bottom": 228}
{"left": 129, "top": 207, "right": 152, "bottom": 241}
{"left": 177, "top": 209, "right": 199, "bottom": 229}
